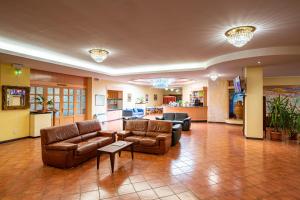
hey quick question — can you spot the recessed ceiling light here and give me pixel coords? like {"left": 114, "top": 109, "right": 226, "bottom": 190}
{"left": 209, "top": 73, "right": 220, "bottom": 81}
{"left": 89, "top": 48, "right": 109, "bottom": 63}
{"left": 225, "top": 26, "right": 256, "bottom": 47}
{"left": 257, "top": 61, "right": 261, "bottom": 64}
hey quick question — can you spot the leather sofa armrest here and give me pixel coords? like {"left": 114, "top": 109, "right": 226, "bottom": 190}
{"left": 98, "top": 130, "right": 117, "bottom": 142}
{"left": 183, "top": 117, "right": 191, "bottom": 122}
{"left": 156, "top": 134, "right": 171, "bottom": 141}
{"left": 98, "top": 130, "right": 117, "bottom": 137}
{"left": 46, "top": 143, "right": 78, "bottom": 151}
{"left": 155, "top": 116, "right": 164, "bottom": 120}
{"left": 117, "top": 130, "right": 132, "bottom": 140}
{"left": 172, "top": 124, "right": 182, "bottom": 130}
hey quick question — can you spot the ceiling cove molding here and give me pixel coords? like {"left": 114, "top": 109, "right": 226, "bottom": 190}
{"left": 0, "top": 37, "right": 300, "bottom": 76}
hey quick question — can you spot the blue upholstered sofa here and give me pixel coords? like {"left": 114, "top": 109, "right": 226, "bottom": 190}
{"left": 122, "top": 108, "right": 144, "bottom": 118}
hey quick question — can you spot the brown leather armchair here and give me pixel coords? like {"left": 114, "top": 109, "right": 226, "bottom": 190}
{"left": 41, "top": 120, "right": 116, "bottom": 168}
{"left": 117, "top": 120, "right": 172, "bottom": 154}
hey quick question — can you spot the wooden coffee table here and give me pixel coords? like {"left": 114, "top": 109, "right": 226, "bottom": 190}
{"left": 96, "top": 141, "right": 134, "bottom": 173}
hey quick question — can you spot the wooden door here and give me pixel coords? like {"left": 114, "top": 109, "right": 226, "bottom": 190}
{"left": 30, "top": 86, "right": 86, "bottom": 126}
{"left": 60, "top": 88, "right": 75, "bottom": 125}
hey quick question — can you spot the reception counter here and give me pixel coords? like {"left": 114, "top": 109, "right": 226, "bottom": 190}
{"left": 163, "top": 106, "right": 207, "bottom": 121}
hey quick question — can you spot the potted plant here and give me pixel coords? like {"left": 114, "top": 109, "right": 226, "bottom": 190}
{"left": 287, "top": 101, "right": 300, "bottom": 140}
{"left": 268, "top": 95, "right": 290, "bottom": 141}
{"left": 35, "top": 95, "right": 54, "bottom": 113}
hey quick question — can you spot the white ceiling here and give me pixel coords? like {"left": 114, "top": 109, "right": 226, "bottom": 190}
{"left": 0, "top": 0, "right": 300, "bottom": 81}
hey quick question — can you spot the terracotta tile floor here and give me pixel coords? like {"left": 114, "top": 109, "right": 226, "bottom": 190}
{"left": 1, "top": 121, "right": 300, "bottom": 200}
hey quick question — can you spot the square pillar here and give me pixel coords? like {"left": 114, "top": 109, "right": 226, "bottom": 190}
{"left": 244, "top": 67, "right": 263, "bottom": 139}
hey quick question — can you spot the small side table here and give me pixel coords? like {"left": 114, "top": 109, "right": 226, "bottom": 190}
{"left": 97, "top": 141, "right": 134, "bottom": 173}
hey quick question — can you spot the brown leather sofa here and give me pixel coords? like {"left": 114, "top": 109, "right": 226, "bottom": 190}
{"left": 41, "top": 120, "right": 116, "bottom": 168}
{"left": 117, "top": 120, "right": 172, "bottom": 154}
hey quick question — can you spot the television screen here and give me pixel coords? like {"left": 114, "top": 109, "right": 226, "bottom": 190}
{"left": 233, "top": 76, "right": 242, "bottom": 93}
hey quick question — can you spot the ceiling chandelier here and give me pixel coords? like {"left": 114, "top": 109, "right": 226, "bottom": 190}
{"left": 89, "top": 48, "right": 109, "bottom": 62}
{"left": 151, "top": 78, "right": 175, "bottom": 89}
{"left": 225, "top": 26, "right": 256, "bottom": 47}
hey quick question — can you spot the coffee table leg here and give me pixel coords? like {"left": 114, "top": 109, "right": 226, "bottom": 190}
{"left": 110, "top": 153, "right": 115, "bottom": 173}
{"left": 131, "top": 145, "right": 134, "bottom": 160}
{"left": 97, "top": 152, "right": 100, "bottom": 170}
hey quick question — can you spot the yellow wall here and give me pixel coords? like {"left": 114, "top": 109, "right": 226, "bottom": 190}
{"left": 0, "top": 64, "right": 30, "bottom": 142}
{"left": 264, "top": 76, "right": 300, "bottom": 86}
{"left": 92, "top": 79, "right": 164, "bottom": 115}
{"left": 244, "top": 67, "right": 263, "bottom": 138}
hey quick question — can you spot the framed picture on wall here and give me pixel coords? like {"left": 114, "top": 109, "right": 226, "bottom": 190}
{"left": 127, "top": 93, "right": 132, "bottom": 102}
{"left": 2, "top": 85, "right": 30, "bottom": 110}
{"left": 95, "top": 94, "right": 105, "bottom": 106}
{"left": 145, "top": 94, "right": 149, "bottom": 102}
{"left": 154, "top": 94, "right": 158, "bottom": 101}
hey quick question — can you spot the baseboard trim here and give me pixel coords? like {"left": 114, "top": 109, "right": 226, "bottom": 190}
{"left": 29, "top": 136, "right": 40, "bottom": 138}
{"left": 191, "top": 120, "right": 207, "bottom": 122}
{"left": 0, "top": 136, "right": 30, "bottom": 144}
{"left": 245, "top": 137, "right": 264, "bottom": 140}
{"left": 207, "top": 121, "right": 243, "bottom": 126}
{"left": 207, "top": 121, "right": 225, "bottom": 124}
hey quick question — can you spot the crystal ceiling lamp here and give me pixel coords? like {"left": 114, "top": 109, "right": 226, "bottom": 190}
{"left": 151, "top": 78, "right": 175, "bottom": 89}
{"left": 225, "top": 26, "right": 256, "bottom": 47}
{"left": 209, "top": 73, "right": 219, "bottom": 81}
{"left": 89, "top": 48, "right": 109, "bottom": 62}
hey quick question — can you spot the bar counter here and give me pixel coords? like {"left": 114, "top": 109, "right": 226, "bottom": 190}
{"left": 163, "top": 106, "right": 207, "bottom": 121}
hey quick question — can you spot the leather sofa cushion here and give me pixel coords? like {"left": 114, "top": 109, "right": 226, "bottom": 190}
{"left": 76, "top": 142, "right": 98, "bottom": 155}
{"left": 46, "top": 142, "right": 78, "bottom": 151}
{"left": 132, "top": 131, "right": 146, "bottom": 136}
{"left": 41, "top": 124, "right": 80, "bottom": 145}
{"left": 81, "top": 132, "right": 98, "bottom": 141}
{"left": 146, "top": 131, "right": 166, "bottom": 137}
{"left": 76, "top": 120, "right": 101, "bottom": 135}
{"left": 147, "top": 120, "right": 173, "bottom": 133}
{"left": 125, "top": 120, "right": 148, "bottom": 132}
{"left": 163, "top": 113, "right": 175, "bottom": 120}
{"left": 87, "top": 137, "right": 112, "bottom": 147}
{"left": 124, "top": 136, "right": 144, "bottom": 144}
{"left": 140, "top": 137, "right": 157, "bottom": 146}
{"left": 64, "top": 136, "right": 82, "bottom": 144}
{"left": 175, "top": 113, "right": 188, "bottom": 121}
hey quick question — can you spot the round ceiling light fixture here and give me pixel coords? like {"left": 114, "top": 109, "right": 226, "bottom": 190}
{"left": 89, "top": 48, "right": 109, "bottom": 63}
{"left": 209, "top": 73, "right": 220, "bottom": 81}
{"left": 225, "top": 26, "right": 256, "bottom": 47}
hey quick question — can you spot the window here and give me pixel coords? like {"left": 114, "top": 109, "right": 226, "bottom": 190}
{"left": 30, "top": 86, "right": 44, "bottom": 111}
{"left": 63, "top": 88, "right": 75, "bottom": 116}
{"left": 76, "top": 89, "right": 86, "bottom": 114}
{"left": 30, "top": 86, "right": 86, "bottom": 119}
{"left": 47, "top": 87, "right": 60, "bottom": 117}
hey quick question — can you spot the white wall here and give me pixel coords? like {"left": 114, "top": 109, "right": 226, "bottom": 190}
{"left": 92, "top": 79, "right": 164, "bottom": 115}
{"left": 207, "top": 79, "right": 229, "bottom": 122}
{"left": 182, "top": 80, "right": 208, "bottom": 102}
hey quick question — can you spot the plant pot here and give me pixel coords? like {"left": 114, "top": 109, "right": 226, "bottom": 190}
{"left": 270, "top": 131, "right": 283, "bottom": 141}
{"left": 234, "top": 101, "right": 243, "bottom": 119}
{"left": 288, "top": 134, "right": 298, "bottom": 140}
{"left": 265, "top": 127, "right": 273, "bottom": 139}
